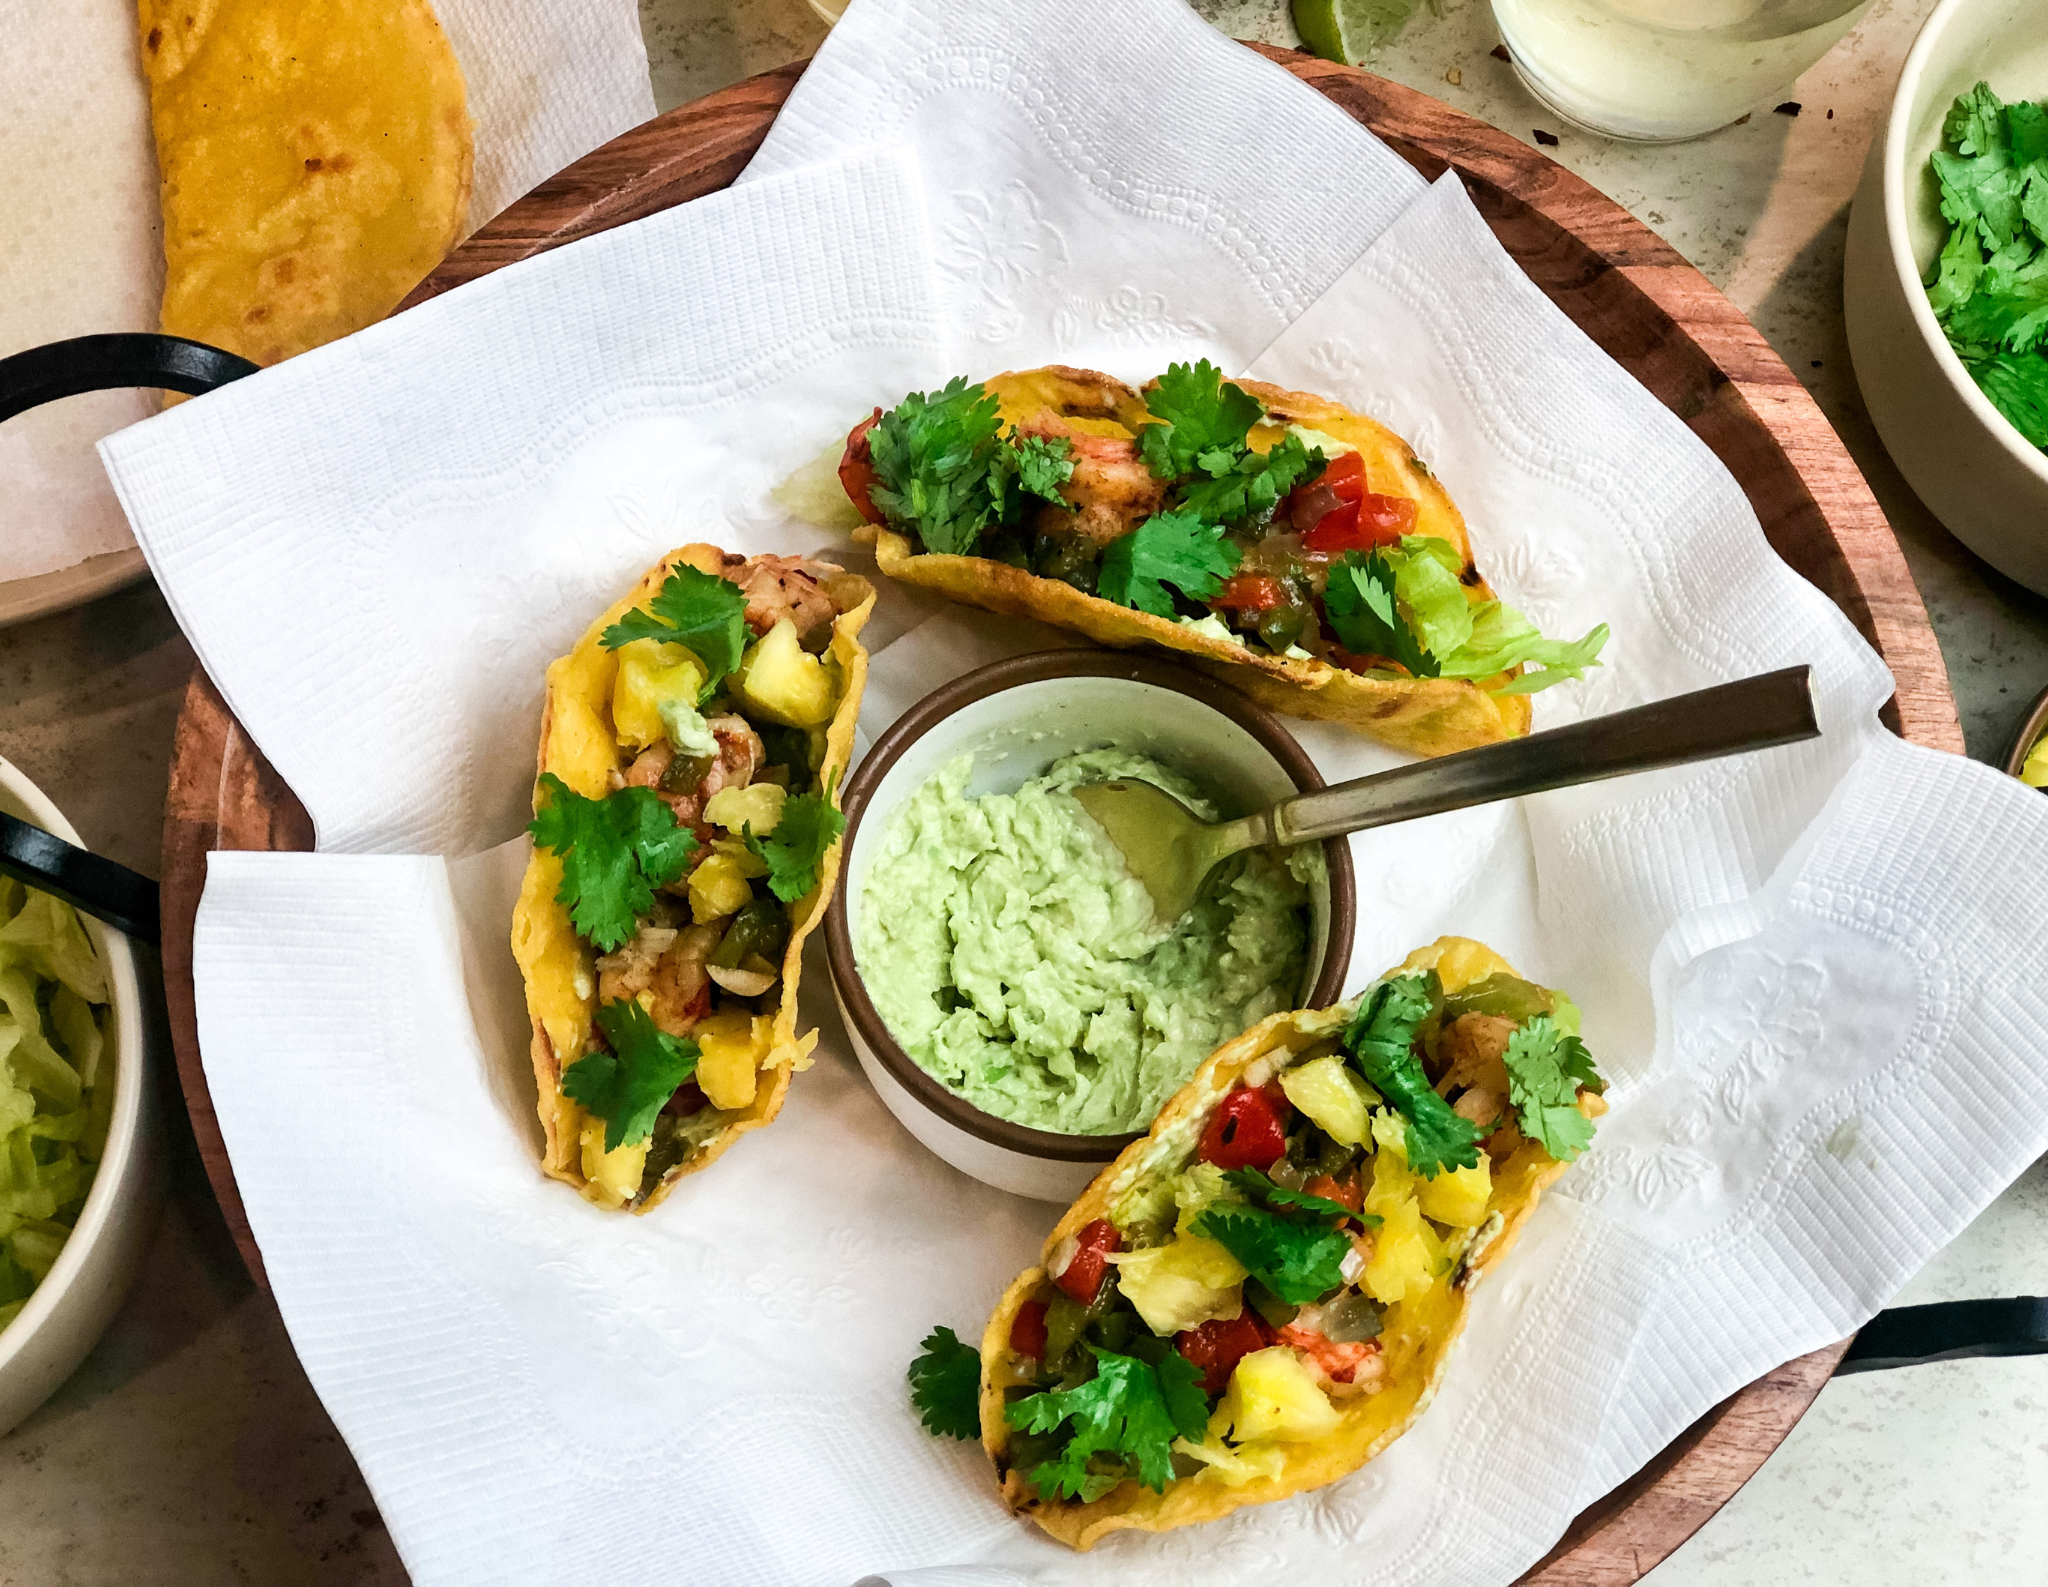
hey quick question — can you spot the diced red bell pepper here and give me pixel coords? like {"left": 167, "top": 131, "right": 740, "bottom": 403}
{"left": 839, "top": 408, "right": 887, "bottom": 525}
{"left": 663, "top": 1081, "right": 708, "bottom": 1117}
{"left": 1198, "top": 1087, "right": 1289, "bottom": 1171}
{"left": 1320, "top": 449, "right": 1367, "bottom": 503}
{"left": 1176, "top": 1312, "right": 1272, "bottom": 1395}
{"left": 1303, "top": 491, "right": 1418, "bottom": 554}
{"left": 1010, "top": 1299, "right": 1050, "bottom": 1359}
{"left": 1303, "top": 1173, "right": 1362, "bottom": 1213}
{"left": 1053, "top": 1218, "right": 1121, "bottom": 1305}
{"left": 1213, "top": 573, "right": 1285, "bottom": 613}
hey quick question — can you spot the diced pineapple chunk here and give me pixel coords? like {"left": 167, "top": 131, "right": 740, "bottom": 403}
{"left": 712, "top": 835, "right": 770, "bottom": 878}
{"left": 1364, "top": 1196, "right": 1443, "bottom": 1305}
{"left": 1418, "top": 1156, "right": 1492, "bottom": 1227}
{"left": 1107, "top": 1235, "right": 1248, "bottom": 1335}
{"left": 1215, "top": 1347, "right": 1341, "bottom": 1443}
{"left": 1402, "top": 937, "right": 1516, "bottom": 994}
{"left": 578, "top": 1117, "right": 647, "bottom": 1209}
{"left": 1173, "top": 1427, "right": 1288, "bottom": 1487}
{"left": 1279, "top": 1055, "right": 1375, "bottom": 1147}
{"left": 737, "top": 619, "right": 837, "bottom": 726}
{"left": 704, "top": 782, "right": 785, "bottom": 835}
{"left": 688, "top": 853, "right": 756, "bottom": 923}
{"left": 695, "top": 1008, "right": 771, "bottom": 1110}
{"left": 610, "top": 639, "right": 707, "bottom": 749}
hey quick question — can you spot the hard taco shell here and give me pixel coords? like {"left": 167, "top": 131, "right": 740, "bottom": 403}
{"left": 858, "top": 368, "right": 1531, "bottom": 759}
{"left": 510, "top": 544, "right": 873, "bottom": 1211}
{"left": 978, "top": 935, "right": 1602, "bottom": 1548}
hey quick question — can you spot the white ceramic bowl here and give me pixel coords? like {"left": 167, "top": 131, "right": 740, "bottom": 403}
{"left": 1844, "top": 0, "right": 2048, "bottom": 592}
{"left": 823, "top": 651, "right": 1356, "bottom": 1203}
{"left": 0, "top": 757, "right": 158, "bottom": 1437}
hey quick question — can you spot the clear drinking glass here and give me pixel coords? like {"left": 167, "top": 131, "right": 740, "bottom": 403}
{"left": 1490, "top": 0, "right": 1875, "bottom": 142}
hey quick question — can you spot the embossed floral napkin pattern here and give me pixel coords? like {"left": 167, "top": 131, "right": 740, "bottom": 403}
{"left": 103, "top": 3, "right": 2048, "bottom": 1586}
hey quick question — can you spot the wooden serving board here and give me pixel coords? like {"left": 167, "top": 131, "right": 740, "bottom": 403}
{"left": 160, "top": 45, "right": 1961, "bottom": 1585}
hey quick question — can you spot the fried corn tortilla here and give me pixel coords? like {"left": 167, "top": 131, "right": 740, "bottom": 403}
{"left": 977, "top": 936, "right": 1605, "bottom": 1548}
{"left": 511, "top": 545, "right": 874, "bottom": 1212}
{"left": 849, "top": 367, "right": 1540, "bottom": 759}
{"left": 139, "top": 0, "right": 473, "bottom": 369}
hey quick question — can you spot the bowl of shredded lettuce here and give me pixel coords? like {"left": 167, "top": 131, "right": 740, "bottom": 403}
{"left": 0, "top": 757, "right": 155, "bottom": 1437}
{"left": 1845, "top": 0, "right": 2048, "bottom": 593}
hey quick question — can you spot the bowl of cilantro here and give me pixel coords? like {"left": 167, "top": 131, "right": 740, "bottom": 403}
{"left": 1845, "top": 0, "right": 2048, "bottom": 592}
{"left": 0, "top": 757, "right": 158, "bottom": 1437}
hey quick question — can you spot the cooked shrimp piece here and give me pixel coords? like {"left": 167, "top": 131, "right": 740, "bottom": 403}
{"left": 648, "top": 923, "right": 723, "bottom": 1037}
{"left": 731, "top": 553, "right": 842, "bottom": 638}
{"left": 595, "top": 924, "right": 679, "bottom": 1004}
{"left": 1275, "top": 1323, "right": 1380, "bottom": 1385}
{"left": 1020, "top": 416, "right": 1166, "bottom": 547}
{"left": 1439, "top": 1013, "right": 1517, "bottom": 1098}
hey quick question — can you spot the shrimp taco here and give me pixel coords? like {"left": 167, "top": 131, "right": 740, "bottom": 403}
{"left": 832, "top": 365, "right": 1607, "bottom": 759}
{"left": 907, "top": 936, "right": 1606, "bottom": 1547}
{"left": 511, "top": 545, "right": 874, "bottom": 1211}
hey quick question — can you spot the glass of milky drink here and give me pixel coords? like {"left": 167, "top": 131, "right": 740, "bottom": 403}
{"left": 1490, "top": 0, "right": 1875, "bottom": 142}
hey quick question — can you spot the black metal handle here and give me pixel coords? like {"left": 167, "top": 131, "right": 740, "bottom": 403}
{"left": 1838, "top": 1298, "right": 2048, "bottom": 1374}
{"left": 0, "top": 813, "right": 159, "bottom": 944}
{"left": 0, "top": 332, "right": 259, "bottom": 424}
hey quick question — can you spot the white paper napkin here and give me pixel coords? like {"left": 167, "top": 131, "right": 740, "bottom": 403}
{"left": 0, "top": 0, "right": 652, "bottom": 587}
{"left": 102, "top": 149, "right": 948, "bottom": 857}
{"left": 739, "top": 0, "right": 1427, "bottom": 381}
{"left": 108, "top": 16, "right": 2048, "bottom": 1586}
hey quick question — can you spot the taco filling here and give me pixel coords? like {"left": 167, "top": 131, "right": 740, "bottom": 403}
{"left": 835, "top": 364, "right": 1607, "bottom": 721}
{"left": 512, "top": 546, "right": 874, "bottom": 1211}
{"left": 909, "top": 938, "right": 1607, "bottom": 1547}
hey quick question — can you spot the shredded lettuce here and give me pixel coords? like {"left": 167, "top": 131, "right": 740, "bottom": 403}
{"left": 1379, "top": 536, "right": 1609, "bottom": 696}
{"left": 0, "top": 883, "right": 111, "bottom": 1333}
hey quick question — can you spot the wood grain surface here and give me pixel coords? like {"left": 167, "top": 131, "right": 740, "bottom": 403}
{"left": 163, "top": 44, "right": 1942, "bottom": 1584}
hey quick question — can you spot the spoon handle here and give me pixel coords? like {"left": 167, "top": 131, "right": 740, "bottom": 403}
{"left": 1270, "top": 666, "right": 1821, "bottom": 847}
{"left": 0, "top": 813, "right": 161, "bottom": 944}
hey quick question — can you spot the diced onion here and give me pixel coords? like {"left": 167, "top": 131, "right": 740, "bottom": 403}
{"left": 1242, "top": 1056, "right": 1277, "bottom": 1090}
{"left": 1339, "top": 1246, "right": 1367, "bottom": 1285}
{"left": 1047, "top": 1233, "right": 1080, "bottom": 1280}
{"left": 707, "top": 964, "right": 775, "bottom": 996}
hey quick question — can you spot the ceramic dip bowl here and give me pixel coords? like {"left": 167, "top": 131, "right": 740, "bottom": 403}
{"left": 823, "top": 651, "right": 1356, "bottom": 1203}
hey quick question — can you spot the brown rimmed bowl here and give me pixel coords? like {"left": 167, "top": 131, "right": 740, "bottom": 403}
{"left": 822, "top": 650, "right": 1356, "bottom": 1203}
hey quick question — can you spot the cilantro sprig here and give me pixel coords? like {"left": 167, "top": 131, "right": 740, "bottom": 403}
{"left": 743, "top": 782, "right": 846, "bottom": 904}
{"left": 908, "top": 1325, "right": 983, "bottom": 1441}
{"left": 1324, "top": 551, "right": 1441, "bottom": 677}
{"left": 1097, "top": 510, "right": 1241, "bottom": 619}
{"left": 1223, "top": 1167, "right": 1377, "bottom": 1225}
{"left": 1193, "top": 1201, "right": 1354, "bottom": 1305}
{"left": 1006, "top": 1347, "right": 1208, "bottom": 1502}
{"left": 991, "top": 433, "right": 1075, "bottom": 519}
{"left": 601, "top": 564, "right": 750, "bottom": 695}
{"left": 563, "top": 999, "right": 700, "bottom": 1152}
{"left": 1501, "top": 1016, "right": 1605, "bottom": 1163}
{"left": 867, "top": 378, "right": 1008, "bottom": 556}
{"left": 1176, "top": 429, "right": 1322, "bottom": 525}
{"left": 1137, "top": 360, "right": 1264, "bottom": 481}
{"left": 528, "top": 775, "right": 698, "bottom": 952}
{"left": 1344, "top": 974, "right": 1483, "bottom": 1179}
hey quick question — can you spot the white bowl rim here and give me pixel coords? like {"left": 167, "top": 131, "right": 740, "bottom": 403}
{"left": 1882, "top": 0, "right": 2048, "bottom": 489}
{"left": 0, "top": 757, "right": 148, "bottom": 1376}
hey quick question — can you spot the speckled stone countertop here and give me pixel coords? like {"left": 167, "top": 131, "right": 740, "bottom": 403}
{"left": 0, "top": 2, "right": 2041, "bottom": 1583}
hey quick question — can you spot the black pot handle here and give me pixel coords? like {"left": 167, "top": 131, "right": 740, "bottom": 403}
{"left": 1838, "top": 1297, "right": 2048, "bottom": 1374}
{"left": 0, "top": 332, "right": 259, "bottom": 424}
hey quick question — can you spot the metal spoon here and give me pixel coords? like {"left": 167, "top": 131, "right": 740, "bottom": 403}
{"left": 1070, "top": 666, "right": 1821, "bottom": 925}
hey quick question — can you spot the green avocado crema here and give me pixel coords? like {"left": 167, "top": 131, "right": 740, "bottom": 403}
{"left": 856, "top": 749, "right": 1315, "bottom": 1134}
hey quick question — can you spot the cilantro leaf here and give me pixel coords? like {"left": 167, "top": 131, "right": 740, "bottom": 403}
{"left": 1137, "top": 361, "right": 1264, "bottom": 480}
{"left": 528, "top": 774, "right": 698, "bottom": 951}
{"left": 995, "top": 434, "right": 1076, "bottom": 518}
{"left": 1175, "top": 429, "right": 1323, "bottom": 527}
{"left": 908, "top": 1325, "right": 982, "bottom": 1441}
{"left": 867, "top": 378, "right": 1007, "bottom": 556}
{"left": 601, "top": 564, "right": 749, "bottom": 692}
{"left": 1344, "top": 974, "right": 1484, "bottom": 1179}
{"left": 1973, "top": 350, "right": 2048, "bottom": 447}
{"left": 1193, "top": 1202, "right": 1353, "bottom": 1305}
{"left": 1007, "top": 1347, "right": 1209, "bottom": 1500}
{"left": 1097, "top": 511, "right": 1242, "bottom": 619}
{"left": 1501, "top": 1016, "right": 1604, "bottom": 1163}
{"left": 1222, "top": 1167, "right": 1374, "bottom": 1224}
{"left": 563, "top": 999, "right": 700, "bottom": 1151}
{"left": 1323, "top": 551, "right": 1441, "bottom": 677}
{"left": 743, "top": 782, "right": 845, "bottom": 903}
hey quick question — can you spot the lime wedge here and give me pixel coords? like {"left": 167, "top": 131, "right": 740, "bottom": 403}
{"left": 1292, "top": 0, "right": 1423, "bottom": 66}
